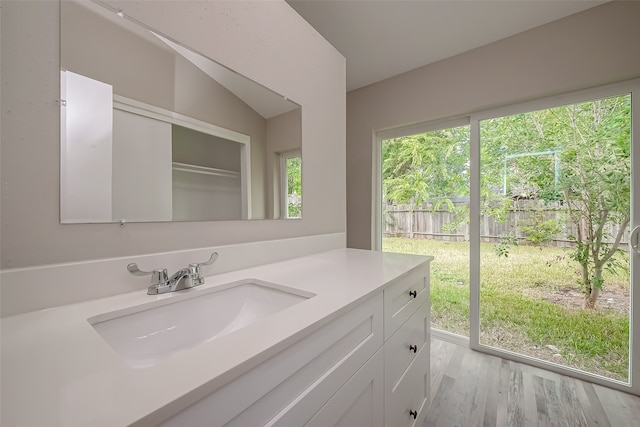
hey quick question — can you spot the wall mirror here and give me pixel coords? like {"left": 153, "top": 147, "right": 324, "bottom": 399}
{"left": 60, "top": 0, "right": 302, "bottom": 223}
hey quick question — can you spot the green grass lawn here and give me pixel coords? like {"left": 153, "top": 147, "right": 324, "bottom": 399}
{"left": 382, "top": 237, "right": 630, "bottom": 381}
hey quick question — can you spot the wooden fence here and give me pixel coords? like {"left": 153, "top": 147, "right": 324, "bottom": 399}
{"left": 383, "top": 200, "right": 630, "bottom": 249}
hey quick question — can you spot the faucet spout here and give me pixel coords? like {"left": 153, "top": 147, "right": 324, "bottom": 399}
{"left": 167, "top": 268, "right": 191, "bottom": 292}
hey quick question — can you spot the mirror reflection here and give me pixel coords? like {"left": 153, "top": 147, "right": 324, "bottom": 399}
{"left": 60, "top": 0, "right": 302, "bottom": 223}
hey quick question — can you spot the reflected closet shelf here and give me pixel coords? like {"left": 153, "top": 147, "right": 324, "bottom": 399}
{"left": 172, "top": 162, "right": 240, "bottom": 179}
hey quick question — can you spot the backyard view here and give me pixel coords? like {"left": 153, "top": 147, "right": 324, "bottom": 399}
{"left": 383, "top": 238, "right": 629, "bottom": 380}
{"left": 281, "top": 152, "right": 302, "bottom": 218}
{"left": 382, "top": 93, "right": 632, "bottom": 381}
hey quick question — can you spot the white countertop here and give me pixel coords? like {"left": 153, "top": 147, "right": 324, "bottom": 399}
{"left": 1, "top": 248, "right": 432, "bottom": 427}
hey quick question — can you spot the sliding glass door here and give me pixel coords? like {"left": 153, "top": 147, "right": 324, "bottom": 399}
{"left": 374, "top": 79, "right": 639, "bottom": 393}
{"left": 470, "top": 80, "right": 639, "bottom": 392}
{"left": 378, "top": 119, "right": 471, "bottom": 339}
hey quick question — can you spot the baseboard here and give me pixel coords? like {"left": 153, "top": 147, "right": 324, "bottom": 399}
{"left": 431, "top": 328, "right": 470, "bottom": 347}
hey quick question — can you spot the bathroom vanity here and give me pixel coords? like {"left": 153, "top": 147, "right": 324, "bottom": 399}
{"left": 0, "top": 249, "right": 432, "bottom": 426}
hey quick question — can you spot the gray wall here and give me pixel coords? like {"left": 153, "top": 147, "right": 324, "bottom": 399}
{"left": 0, "top": 0, "right": 346, "bottom": 268}
{"left": 61, "top": 0, "right": 176, "bottom": 111}
{"left": 346, "top": 1, "right": 640, "bottom": 250}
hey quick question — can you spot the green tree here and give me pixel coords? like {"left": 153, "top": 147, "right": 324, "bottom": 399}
{"left": 382, "top": 126, "right": 470, "bottom": 204}
{"left": 481, "top": 95, "right": 631, "bottom": 308}
{"left": 383, "top": 94, "right": 630, "bottom": 309}
{"left": 286, "top": 156, "right": 302, "bottom": 218}
{"left": 382, "top": 127, "right": 470, "bottom": 232}
{"left": 559, "top": 96, "right": 631, "bottom": 308}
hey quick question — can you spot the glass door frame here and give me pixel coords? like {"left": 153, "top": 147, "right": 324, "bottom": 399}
{"left": 372, "top": 78, "right": 639, "bottom": 395}
{"left": 469, "top": 78, "right": 640, "bottom": 395}
{"left": 372, "top": 116, "right": 471, "bottom": 345}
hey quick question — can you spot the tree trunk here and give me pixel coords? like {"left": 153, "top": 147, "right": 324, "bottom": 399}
{"left": 583, "top": 266, "right": 603, "bottom": 309}
{"left": 583, "top": 286, "right": 600, "bottom": 309}
{"left": 580, "top": 262, "right": 591, "bottom": 308}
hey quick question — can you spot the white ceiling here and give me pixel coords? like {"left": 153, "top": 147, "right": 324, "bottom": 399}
{"left": 286, "top": 0, "right": 608, "bottom": 91}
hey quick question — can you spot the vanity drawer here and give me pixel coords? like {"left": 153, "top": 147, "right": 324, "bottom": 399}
{"left": 384, "top": 342, "right": 430, "bottom": 427}
{"left": 384, "top": 301, "right": 429, "bottom": 393}
{"left": 383, "top": 265, "right": 429, "bottom": 340}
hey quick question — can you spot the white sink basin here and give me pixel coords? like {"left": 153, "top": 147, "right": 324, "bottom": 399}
{"left": 89, "top": 279, "right": 313, "bottom": 367}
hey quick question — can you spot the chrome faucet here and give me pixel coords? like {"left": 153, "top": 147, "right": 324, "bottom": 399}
{"left": 127, "top": 252, "right": 218, "bottom": 295}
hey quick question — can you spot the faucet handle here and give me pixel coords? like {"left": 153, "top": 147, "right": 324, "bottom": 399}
{"left": 187, "top": 252, "right": 218, "bottom": 286}
{"left": 189, "top": 252, "right": 218, "bottom": 269}
{"left": 127, "top": 263, "right": 168, "bottom": 285}
{"left": 188, "top": 252, "right": 218, "bottom": 272}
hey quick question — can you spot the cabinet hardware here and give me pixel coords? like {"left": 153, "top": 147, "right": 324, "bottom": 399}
{"left": 410, "top": 410, "right": 417, "bottom": 419}
{"left": 409, "top": 290, "right": 417, "bottom": 298}
{"left": 409, "top": 344, "right": 417, "bottom": 353}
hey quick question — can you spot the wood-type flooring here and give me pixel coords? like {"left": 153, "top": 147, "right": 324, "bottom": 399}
{"left": 422, "top": 338, "right": 640, "bottom": 427}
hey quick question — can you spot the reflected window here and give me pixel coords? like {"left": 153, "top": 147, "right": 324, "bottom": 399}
{"left": 280, "top": 151, "right": 302, "bottom": 218}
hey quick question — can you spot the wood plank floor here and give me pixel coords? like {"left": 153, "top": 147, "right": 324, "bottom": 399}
{"left": 422, "top": 338, "right": 640, "bottom": 427}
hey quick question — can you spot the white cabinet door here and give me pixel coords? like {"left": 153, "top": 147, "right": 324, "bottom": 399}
{"left": 159, "top": 294, "right": 383, "bottom": 427}
{"left": 305, "top": 349, "right": 384, "bottom": 427}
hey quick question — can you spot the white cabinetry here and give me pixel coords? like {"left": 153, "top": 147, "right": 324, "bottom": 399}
{"left": 383, "top": 266, "right": 431, "bottom": 426}
{"left": 383, "top": 267, "right": 429, "bottom": 339}
{"left": 160, "top": 262, "right": 430, "bottom": 427}
{"left": 306, "top": 349, "right": 384, "bottom": 427}
{"left": 160, "top": 294, "right": 383, "bottom": 427}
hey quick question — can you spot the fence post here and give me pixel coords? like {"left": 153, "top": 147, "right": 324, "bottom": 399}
{"left": 409, "top": 208, "right": 414, "bottom": 239}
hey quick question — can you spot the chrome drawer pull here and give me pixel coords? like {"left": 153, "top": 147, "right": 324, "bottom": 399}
{"left": 410, "top": 410, "right": 417, "bottom": 420}
{"left": 409, "top": 344, "right": 417, "bottom": 353}
{"left": 409, "top": 290, "right": 417, "bottom": 298}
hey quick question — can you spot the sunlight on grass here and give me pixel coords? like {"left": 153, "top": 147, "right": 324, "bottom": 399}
{"left": 382, "top": 237, "right": 630, "bottom": 381}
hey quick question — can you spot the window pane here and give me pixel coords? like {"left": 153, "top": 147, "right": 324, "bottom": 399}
{"left": 286, "top": 156, "right": 301, "bottom": 218}
{"left": 479, "top": 94, "right": 631, "bottom": 381}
